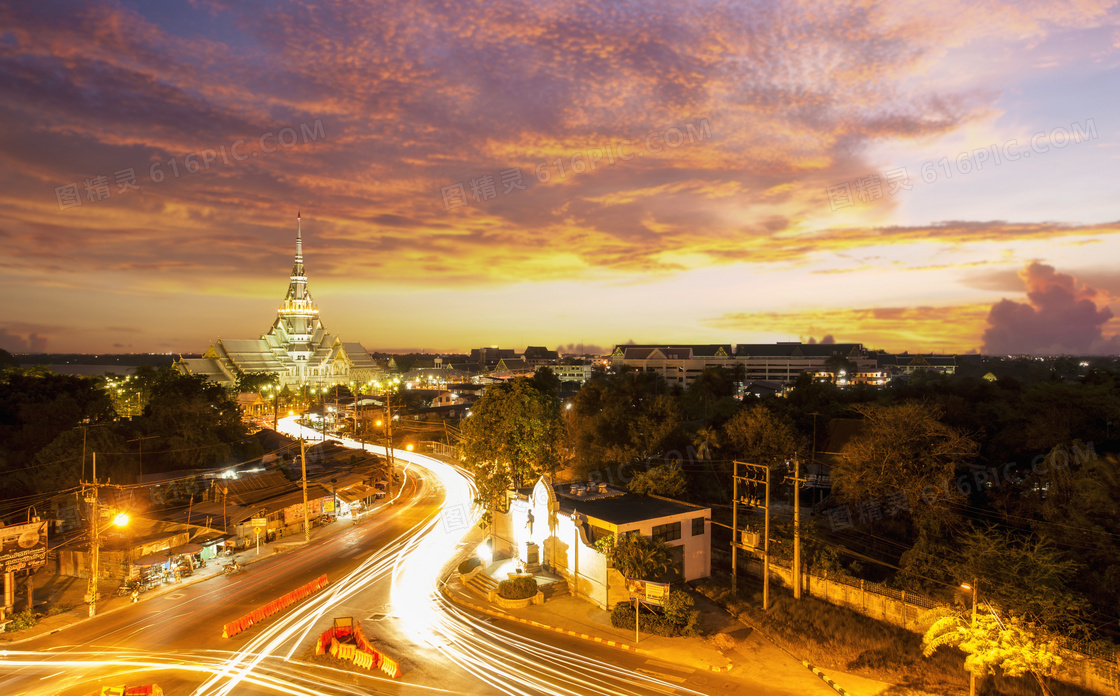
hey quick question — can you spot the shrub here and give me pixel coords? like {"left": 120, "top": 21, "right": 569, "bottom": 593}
{"left": 47, "top": 604, "right": 73, "bottom": 617}
{"left": 458, "top": 557, "right": 482, "bottom": 574}
{"left": 610, "top": 591, "right": 699, "bottom": 637}
{"left": 498, "top": 576, "right": 538, "bottom": 600}
{"left": 4, "top": 608, "right": 37, "bottom": 632}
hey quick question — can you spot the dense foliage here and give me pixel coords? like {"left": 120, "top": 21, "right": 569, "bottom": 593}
{"left": 457, "top": 377, "right": 564, "bottom": 523}
{"left": 498, "top": 576, "right": 539, "bottom": 600}
{"left": 0, "top": 367, "right": 255, "bottom": 503}
{"left": 610, "top": 591, "right": 700, "bottom": 637}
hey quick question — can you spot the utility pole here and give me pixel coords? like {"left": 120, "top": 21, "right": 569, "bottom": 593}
{"left": 300, "top": 436, "right": 310, "bottom": 542}
{"left": 385, "top": 393, "right": 395, "bottom": 500}
{"left": 787, "top": 456, "right": 807, "bottom": 600}
{"left": 969, "top": 579, "right": 978, "bottom": 696}
{"left": 86, "top": 454, "right": 100, "bottom": 618}
{"left": 127, "top": 435, "right": 157, "bottom": 483}
{"left": 732, "top": 460, "right": 772, "bottom": 610}
{"left": 732, "top": 462, "right": 739, "bottom": 596}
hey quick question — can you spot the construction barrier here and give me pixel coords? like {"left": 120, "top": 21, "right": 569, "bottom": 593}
{"left": 95, "top": 686, "right": 163, "bottom": 696}
{"left": 315, "top": 617, "right": 403, "bottom": 678}
{"left": 222, "top": 574, "right": 329, "bottom": 638}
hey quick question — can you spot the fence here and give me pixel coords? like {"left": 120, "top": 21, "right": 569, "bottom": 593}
{"left": 735, "top": 556, "right": 1120, "bottom": 694}
{"left": 419, "top": 441, "right": 455, "bottom": 458}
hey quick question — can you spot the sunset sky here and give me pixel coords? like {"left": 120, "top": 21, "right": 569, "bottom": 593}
{"left": 2, "top": 1, "right": 1119, "bottom": 356}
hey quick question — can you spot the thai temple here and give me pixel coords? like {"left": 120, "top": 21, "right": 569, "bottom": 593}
{"left": 175, "top": 215, "right": 381, "bottom": 389}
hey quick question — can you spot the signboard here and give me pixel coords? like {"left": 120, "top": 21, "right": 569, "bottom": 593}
{"left": 625, "top": 578, "right": 669, "bottom": 606}
{"left": 251, "top": 517, "right": 268, "bottom": 527}
{"left": 0, "top": 520, "right": 48, "bottom": 573}
{"left": 282, "top": 498, "right": 324, "bottom": 526}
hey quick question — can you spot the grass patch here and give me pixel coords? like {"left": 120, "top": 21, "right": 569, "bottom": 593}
{"left": 694, "top": 576, "right": 1100, "bottom": 696}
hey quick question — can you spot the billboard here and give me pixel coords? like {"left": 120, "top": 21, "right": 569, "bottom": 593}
{"left": 0, "top": 520, "right": 49, "bottom": 573}
{"left": 625, "top": 578, "right": 669, "bottom": 606}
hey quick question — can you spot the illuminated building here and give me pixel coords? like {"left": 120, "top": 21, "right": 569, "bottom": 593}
{"left": 175, "top": 215, "right": 380, "bottom": 389}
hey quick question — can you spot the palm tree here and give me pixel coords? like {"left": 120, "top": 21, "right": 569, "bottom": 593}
{"left": 606, "top": 533, "right": 672, "bottom": 580}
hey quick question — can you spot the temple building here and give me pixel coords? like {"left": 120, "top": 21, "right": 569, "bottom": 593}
{"left": 175, "top": 215, "right": 381, "bottom": 389}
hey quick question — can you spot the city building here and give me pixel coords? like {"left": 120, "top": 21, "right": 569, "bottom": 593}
{"left": 492, "top": 476, "right": 711, "bottom": 609}
{"left": 610, "top": 344, "right": 734, "bottom": 387}
{"left": 733, "top": 342, "right": 876, "bottom": 383}
{"left": 522, "top": 346, "right": 560, "bottom": 367}
{"left": 610, "top": 342, "right": 891, "bottom": 387}
{"left": 550, "top": 364, "right": 593, "bottom": 383}
{"left": 875, "top": 352, "right": 957, "bottom": 376}
{"left": 469, "top": 347, "right": 517, "bottom": 367}
{"left": 175, "top": 215, "right": 381, "bottom": 389}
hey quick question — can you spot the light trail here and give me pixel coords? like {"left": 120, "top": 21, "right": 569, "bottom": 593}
{"left": 6, "top": 417, "right": 722, "bottom": 695}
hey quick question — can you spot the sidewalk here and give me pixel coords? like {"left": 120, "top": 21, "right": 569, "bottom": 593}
{"left": 443, "top": 570, "right": 736, "bottom": 672}
{"left": 442, "top": 564, "right": 897, "bottom": 695}
{"left": 0, "top": 499, "right": 397, "bottom": 645}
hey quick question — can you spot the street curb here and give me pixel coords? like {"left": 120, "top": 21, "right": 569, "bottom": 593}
{"left": 733, "top": 611, "right": 854, "bottom": 695}
{"left": 441, "top": 584, "right": 650, "bottom": 655}
{"left": 803, "top": 660, "right": 851, "bottom": 696}
{"left": 443, "top": 582, "right": 735, "bottom": 672}
{"left": 0, "top": 550, "right": 277, "bottom": 646}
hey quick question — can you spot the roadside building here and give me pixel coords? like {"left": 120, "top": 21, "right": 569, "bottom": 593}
{"left": 492, "top": 476, "right": 711, "bottom": 609}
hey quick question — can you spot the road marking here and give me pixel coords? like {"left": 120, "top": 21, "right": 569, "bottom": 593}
{"left": 637, "top": 668, "right": 688, "bottom": 684}
{"left": 643, "top": 659, "right": 695, "bottom": 674}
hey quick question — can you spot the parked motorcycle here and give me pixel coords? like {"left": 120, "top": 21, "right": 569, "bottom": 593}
{"left": 223, "top": 561, "right": 244, "bottom": 576}
{"left": 116, "top": 580, "right": 141, "bottom": 597}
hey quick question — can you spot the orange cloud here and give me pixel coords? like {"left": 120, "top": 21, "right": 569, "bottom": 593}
{"left": 707, "top": 304, "right": 991, "bottom": 353}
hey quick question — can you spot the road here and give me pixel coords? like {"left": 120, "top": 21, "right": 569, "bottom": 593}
{"left": 1, "top": 418, "right": 852, "bottom": 696}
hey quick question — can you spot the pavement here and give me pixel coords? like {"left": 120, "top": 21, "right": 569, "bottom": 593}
{"left": 441, "top": 547, "right": 897, "bottom": 696}
{"left": 0, "top": 498, "right": 397, "bottom": 645}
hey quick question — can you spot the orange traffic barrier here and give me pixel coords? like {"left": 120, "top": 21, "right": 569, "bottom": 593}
{"left": 222, "top": 575, "right": 329, "bottom": 638}
{"left": 317, "top": 617, "right": 403, "bottom": 678}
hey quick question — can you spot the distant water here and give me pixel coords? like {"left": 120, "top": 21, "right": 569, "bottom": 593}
{"left": 20, "top": 364, "right": 138, "bottom": 377}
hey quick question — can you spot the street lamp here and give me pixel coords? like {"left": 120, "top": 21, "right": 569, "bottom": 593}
{"left": 961, "top": 579, "right": 979, "bottom": 696}
{"left": 87, "top": 507, "right": 130, "bottom": 618}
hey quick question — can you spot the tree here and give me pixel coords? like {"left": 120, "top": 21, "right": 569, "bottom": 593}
{"left": 458, "top": 377, "right": 563, "bottom": 523}
{"left": 142, "top": 371, "right": 248, "bottom": 470}
{"left": 0, "top": 349, "right": 17, "bottom": 369}
{"left": 566, "top": 371, "right": 681, "bottom": 477}
{"left": 950, "top": 525, "right": 1087, "bottom": 636}
{"left": 237, "top": 371, "right": 279, "bottom": 394}
{"left": 922, "top": 608, "right": 1063, "bottom": 693}
{"left": 31, "top": 426, "right": 134, "bottom": 492}
{"left": 723, "top": 403, "right": 802, "bottom": 462}
{"left": 831, "top": 402, "right": 978, "bottom": 512}
{"left": 599, "top": 532, "right": 672, "bottom": 581}
{"left": 530, "top": 366, "right": 562, "bottom": 397}
{"left": 628, "top": 464, "right": 687, "bottom": 497}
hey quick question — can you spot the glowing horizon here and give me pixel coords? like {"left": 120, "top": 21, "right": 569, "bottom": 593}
{"left": 2, "top": 2, "right": 1118, "bottom": 356}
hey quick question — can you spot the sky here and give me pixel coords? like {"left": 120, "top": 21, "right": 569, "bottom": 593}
{"left": 1, "top": 0, "right": 1119, "bottom": 356}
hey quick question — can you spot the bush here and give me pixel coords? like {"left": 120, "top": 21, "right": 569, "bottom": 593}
{"left": 458, "top": 557, "right": 482, "bottom": 574}
{"left": 610, "top": 592, "right": 699, "bottom": 637}
{"left": 498, "top": 576, "right": 538, "bottom": 600}
{"left": 4, "top": 608, "right": 37, "bottom": 632}
{"left": 47, "top": 604, "right": 73, "bottom": 617}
